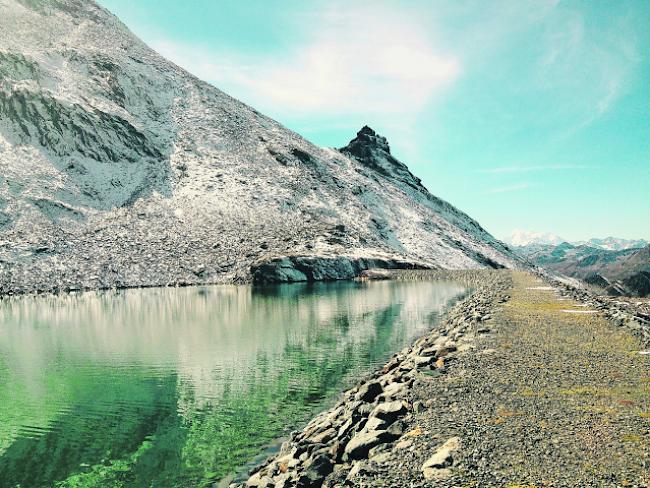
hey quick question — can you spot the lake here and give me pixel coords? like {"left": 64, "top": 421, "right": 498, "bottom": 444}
{"left": 0, "top": 279, "right": 467, "bottom": 487}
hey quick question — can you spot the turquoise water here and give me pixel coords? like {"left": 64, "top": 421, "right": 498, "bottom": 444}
{"left": 0, "top": 279, "right": 467, "bottom": 487}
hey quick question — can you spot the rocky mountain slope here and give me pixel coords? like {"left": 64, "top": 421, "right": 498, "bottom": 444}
{"left": 0, "top": 0, "right": 521, "bottom": 295}
{"left": 517, "top": 242, "right": 650, "bottom": 297}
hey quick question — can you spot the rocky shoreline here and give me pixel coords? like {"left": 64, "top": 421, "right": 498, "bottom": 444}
{"left": 230, "top": 269, "right": 513, "bottom": 488}
{"left": 231, "top": 269, "right": 650, "bottom": 487}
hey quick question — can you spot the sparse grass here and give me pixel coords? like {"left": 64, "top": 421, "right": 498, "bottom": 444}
{"left": 497, "top": 407, "right": 523, "bottom": 418}
{"left": 620, "top": 434, "right": 644, "bottom": 443}
{"left": 403, "top": 271, "right": 649, "bottom": 486}
{"left": 519, "top": 387, "right": 543, "bottom": 397}
{"left": 478, "top": 272, "right": 650, "bottom": 483}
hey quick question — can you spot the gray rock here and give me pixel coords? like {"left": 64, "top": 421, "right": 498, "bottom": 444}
{"left": 346, "top": 461, "right": 373, "bottom": 481}
{"left": 381, "top": 381, "right": 407, "bottom": 400}
{"left": 301, "top": 452, "right": 334, "bottom": 486}
{"left": 251, "top": 257, "right": 308, "bottom": 283}
{"left": 251, "top": 255, "right": 427, "bottom": 284}
{"left": 310, "top": 427, "right": 337, "bottom": 444}
{"left": 369, "top": 401, "right": 407, "bottom": 424}
{"left": 344, "top": 429, "right": 398, "bottom": 460}
{"left": 420, "top": 346, "right": 439, "bottom": 357}
{"left": 412, "top": 400, "right": 426, "bottom": 413}
{"left": 421, "top": 437, "right": 461, "bottom": 479}
{"left": 354, "top": 380, "right": 383, "bottom": 402}
{"left": 245, "top": 472, "right": 274, "bottom": 487}
{"left": 337, "top": 418, "right": 354, "bottom": 440}
{"left": 364, "top": 416, "right": 387, "bottom": 432}
{"left": 414, "top": 355, "right": 434, "bottom": 368}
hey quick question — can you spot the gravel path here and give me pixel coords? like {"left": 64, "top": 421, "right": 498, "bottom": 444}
{"left": 351, "top": 271, "right": 650, "bottom": 487}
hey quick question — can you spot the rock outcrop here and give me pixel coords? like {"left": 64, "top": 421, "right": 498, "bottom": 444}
{"left": 250, "top": 254, "right": 429, "bottom": 284}
{"left": 339, "top": 126, "right": 424, "bottom": 192}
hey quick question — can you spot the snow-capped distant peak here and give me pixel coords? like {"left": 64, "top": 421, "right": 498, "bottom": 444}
{"left": 574, "top": 237, "right": 649, "bottom": 251}
{"left": 509, "top": 229, "right": 566, "bottom": 247}
{"left": 509, "top": 230, "right": 649, "bottom": 251}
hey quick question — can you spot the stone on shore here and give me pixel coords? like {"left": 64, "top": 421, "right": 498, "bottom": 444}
{"left": 421, "top": 436, "right": 461, "bottom": 479}
{"left": 344, "top": 429, "right": 398, "bottom": 460}
{"left": 369, "top": 401, "right": 407, "bottom": 424}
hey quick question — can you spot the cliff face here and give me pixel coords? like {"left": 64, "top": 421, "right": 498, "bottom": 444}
{"left": 0, "top": 0, "right": 521, "bottom": 294}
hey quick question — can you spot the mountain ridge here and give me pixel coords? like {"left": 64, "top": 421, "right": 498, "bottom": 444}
{"left": 0, "top": 0, "right": 521, "bottom": 295}
{"left": 510, "top": 230, "right": 648, "bottom": 251}
{"left": 516, "top": 242, "right": 650, "bottom": 297}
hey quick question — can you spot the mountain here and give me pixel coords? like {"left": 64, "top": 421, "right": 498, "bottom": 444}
{"left": 508, "top": 229, "right": 566, "bottom": 247}
{"left": 518, "top": 242, "right": 650, "bottom": 297}
{"left": 573, "top": 237, "right": 649, "bottom": 251}
{"left": 0, "top": 0, "right": 521, "bottom": 294}
{"left": 511, "top": 230, "right": 648, "bottom": 252}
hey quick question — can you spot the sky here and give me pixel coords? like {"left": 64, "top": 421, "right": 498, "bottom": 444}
{"left": 98, "top": 0, "right": 650, "bottom": 242}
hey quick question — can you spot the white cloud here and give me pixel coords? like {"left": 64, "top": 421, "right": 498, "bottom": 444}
{"left": 488, "top": 183, "right": 533, "bottom": 194}
{"left": 151, "top": 4, "right": 460, "bottom": 119}
{"left": 481, "top": 164, "right": 589, "bottom": 174}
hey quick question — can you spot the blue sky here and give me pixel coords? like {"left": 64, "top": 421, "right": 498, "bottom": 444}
{"left": 99, "top": 0, "right": 650, "bottom": 242}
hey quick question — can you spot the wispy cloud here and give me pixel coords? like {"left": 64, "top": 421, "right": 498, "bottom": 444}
{"left": 537, "top": 5, "right": 640, "bottom": 135}
{"left": 152, "top": 4, "right": 460, "bottom": 119}
{"left": 488, "top": 183, "right": 534, "bottom": 194}
{"left": 481, "top": 164, "right": 589, "bottom": 174}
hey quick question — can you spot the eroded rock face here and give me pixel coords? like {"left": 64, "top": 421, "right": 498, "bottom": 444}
{"left": 622, "top": 271, "right": 650, "bottom": 297}
{"left": 250, "top": 255, "right": 429, "bottom": 284}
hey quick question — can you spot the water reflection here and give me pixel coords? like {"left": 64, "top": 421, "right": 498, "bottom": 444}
{"left": 0, "top": 279, "right": 466, "bottom": 487}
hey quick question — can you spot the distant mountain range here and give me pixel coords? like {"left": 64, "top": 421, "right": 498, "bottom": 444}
{"left": 509, "top": 230, "right": 648, "bottom": 251}
{"left": 575, "top": 237, "right": 650, "bottom": 251}
{"left": 0, "top": 0, "right": 522, "bottom": 295}
{"left": 509, "top": 230, "right": 567, "bottom": 247}
{"left": 515, "top": 240, "right": 650, "bottom": 297}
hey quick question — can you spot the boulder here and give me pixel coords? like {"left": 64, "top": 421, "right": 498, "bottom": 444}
{"left": 369, "top": 401, "right": 407, "bottom": 424}
{"left": 299, "top": 453, "right": 334, "bottom": 487}
{"left": 355, "top": 380, "right": 383, "bottom": 402}
{"left": 421, "top": 437, "right": 461, "bottom": 480}
{"left": 380, "top": 381, "right": 407, "bottom": 400}
{"left": 344, "top": 429, "right": 398, "bottom": 460}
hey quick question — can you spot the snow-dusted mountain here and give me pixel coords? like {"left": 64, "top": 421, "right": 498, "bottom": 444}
{"left": 508, "top": 229, "right": 566, "bottom": 247}
{"left": 0, "top": 0, "right": 521, "bottom": 294}
{"left": 510, "top": 230, "right": 647, "bottom": 252}
{"left": 514, "top": 239, "right": 650, "bottom": 297}
{"left": 574, "top": 237, "right": 649, "bottom": 251}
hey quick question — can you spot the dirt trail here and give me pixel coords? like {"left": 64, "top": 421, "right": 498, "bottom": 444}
{"left": 353, "top": 271, "right": 650, "bottom": 487}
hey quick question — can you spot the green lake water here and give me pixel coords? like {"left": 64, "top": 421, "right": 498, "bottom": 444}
{"left": 0, "top": 279, "right": 467, "bottom": 487}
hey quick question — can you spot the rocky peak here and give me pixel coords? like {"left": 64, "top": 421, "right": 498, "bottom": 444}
{"left": 341, "top": 126, "right": 391, "bottom": 159}
{"left": 339, "top": 126, "right": 425, "bottom": 192}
